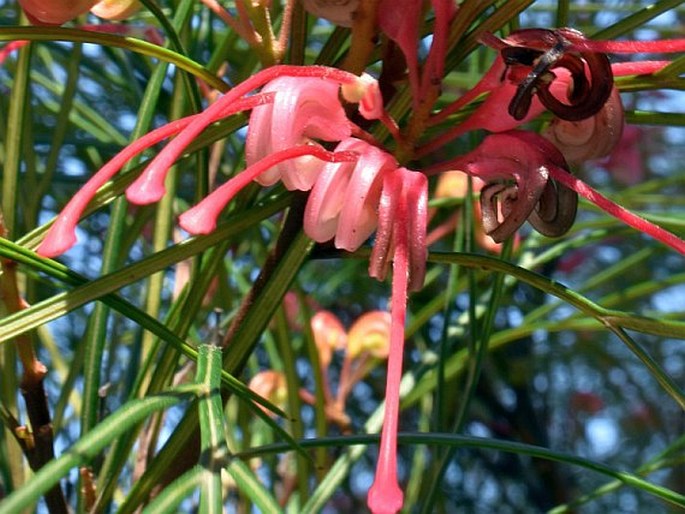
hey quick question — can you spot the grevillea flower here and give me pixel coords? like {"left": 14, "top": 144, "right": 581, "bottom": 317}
{"left": 18, "top": 0, "right": 140, "bottom": 24}
{"left": 422, "top": 29, "right": 685, "bottom": 158}
{"left": 33, "top": 25, "right": 685, "bottom": 514}
{"left": 248, "top": 370, "right": 288, "bottom": 415}
{"left": 311, "top": 310, "right": 347, "bottom": 369}
{"left": 443, "top": 130, "right": 685, "bottom": 255}
{"left": 18, "top": 0, "right": 97, "bottom": 25}
{"left": 37, "top": 66, "right": 381, "bottom": 255}
{"left": 442, "top": 131, "right": 576, "bottom": 242}
{"left": 347, "top": 311, "right": 392, "bottom": 361}
{"left": 90, "top": 0, "right": 141, "bottom": 20}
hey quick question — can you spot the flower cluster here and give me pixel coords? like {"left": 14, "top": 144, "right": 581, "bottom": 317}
{"left": 32, "top": 5, "right": 685, "bottom": 513}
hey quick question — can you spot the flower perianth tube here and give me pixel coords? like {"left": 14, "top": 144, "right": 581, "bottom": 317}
{"left": 126, "top": 65, "right": 380, "bottom": 203}
{"left": 178, "top": 145, "right": 358, "bottom": 235}
{"left": 37, "top": 94, "right": 273, "bottom": 258}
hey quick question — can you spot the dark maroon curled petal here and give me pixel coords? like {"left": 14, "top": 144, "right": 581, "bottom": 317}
{"left": 504, "top": 28, "right": 559, "bottom": 51}
{"left": 508, "top": 39, "right": 568, "bottom": 120}
{"left": 501, "top": 46, "right": 544, "bottom": 67}
{"left": 502, "top": 27, "right": 614, "bottom": 122}
{"left": 528, "top": 179, "right": 578, "bottom": 237}
{"left": 479, "top": 172, "right": 548, "bottom": 243}
{"left": 536, "top": 51, "right": 613, "bottom": 121}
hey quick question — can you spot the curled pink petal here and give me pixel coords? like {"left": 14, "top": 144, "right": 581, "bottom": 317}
{"left": 304, "top": 159, "right": 357, "bottom": 243}
{"left": 246, "top": 77, "right": 351, "bottom": 191}
{"left": 334, "top": 140, "right": 396, "bottom": 250}
{"left": 435, "top": 131, "right": 579, "bottom": 242}
{"left": 179, "top": 146, "right": 357, "bottom": 235}
{"left": 368, "top": 168, "right": 427, "bottom": 291}
{"left": 304, "top": 135, "right": 395, "bottom": 250}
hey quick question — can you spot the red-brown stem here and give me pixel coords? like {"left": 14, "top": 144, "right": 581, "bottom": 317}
{"left": 0, "top": 220, "right": 67, "bottom": 512}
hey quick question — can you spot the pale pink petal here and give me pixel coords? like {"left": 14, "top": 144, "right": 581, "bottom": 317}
{"left": 304, "top": 159, "right": 357, "bottom": 243}
{"left": 334, "top": 141, "right": 397, "bottom": 251}
{"left": 246, "top": 76, "right": 351, "bottom": 191}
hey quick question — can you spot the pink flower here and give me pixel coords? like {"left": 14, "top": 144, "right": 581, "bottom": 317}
{"left": 18, "top": 0, "right": 96, "bottom": 25}
{"left": 440, "top": 130, "right": 685, "bottom": 255}
{"left": 38, "top": 66, "right": 381, "bottom": 256}
{"left": 18, "top": 0, "right": 140, "bottom": 24}
{"left": 245, "top": 76, "right": 352, "bottom": 191}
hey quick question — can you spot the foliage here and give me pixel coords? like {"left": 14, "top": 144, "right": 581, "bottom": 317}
{"left": 0, "top": 1, "right": 684, "bottom": 513}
